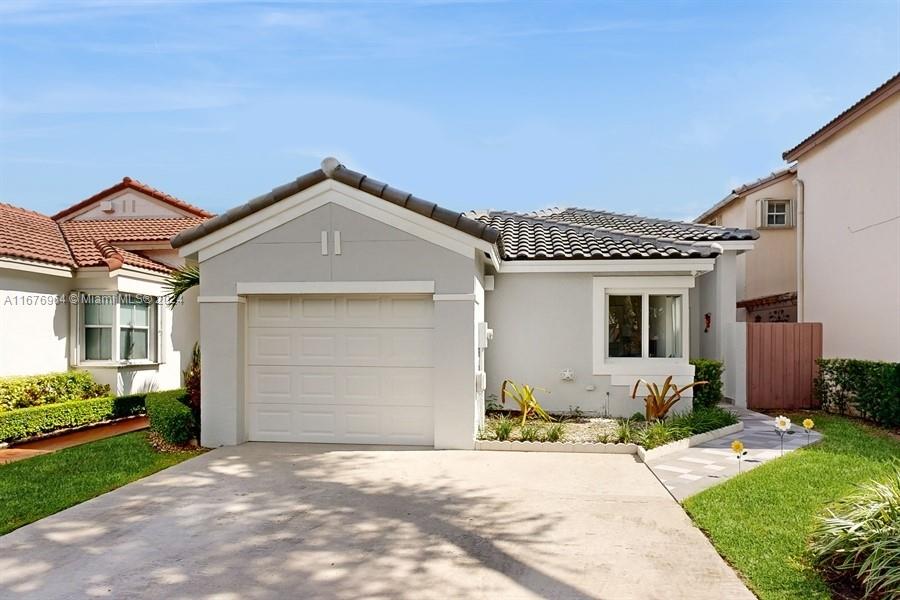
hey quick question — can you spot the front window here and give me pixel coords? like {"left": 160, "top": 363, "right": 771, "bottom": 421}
{"left": 649, "top": 295, "right": 683, "bottom": 358}
{"left": 81, "top": 294, "right": 157, "bottom": 362}
{"left": 608, "top": 295, "right": 642, "bottom": 357}
{"left": 606, "top": 292, "right": 685, "bottom": 360}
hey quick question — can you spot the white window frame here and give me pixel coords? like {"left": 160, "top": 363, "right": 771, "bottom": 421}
{"left": 76, "top": 293, "right": 160, "bottom": 366}
{"left": 759, "top": 198, "right": 793, "bottom": 229}
{"left": 592, "top": 277, "right": 693, "bottom": 376}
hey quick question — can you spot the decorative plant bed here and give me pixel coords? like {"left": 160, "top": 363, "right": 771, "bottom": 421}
{"left": 636, "top": 422, "right": 744, "bottom": 462}
{"left": 477, "top": 408, "right": 743, "bottom": 461}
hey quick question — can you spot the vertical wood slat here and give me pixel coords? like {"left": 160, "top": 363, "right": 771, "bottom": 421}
{"left": 746, "top": 322, "right": 823, "bottom": 411}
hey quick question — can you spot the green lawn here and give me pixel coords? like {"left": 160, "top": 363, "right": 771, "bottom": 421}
{"left": 0, "top": 431, "right": 202, "bottom": 535}
{"left": 684, "top": 414, "right": 900, "bottom": 600}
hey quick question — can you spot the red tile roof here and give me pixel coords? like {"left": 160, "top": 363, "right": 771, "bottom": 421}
{"left": 59, "top": 217, "right": 207, "bottom": 243}
{"left": 1, "top": 180, "right": 210, "bottom": 274}
{"left": 65, "top": 238, "right": 173, "bottom": 273}
{"left": 0, "top": 203, "right": 75, "bottom": 267}
{"left": 51, "top": 177, "right": 214, "bottom": 220}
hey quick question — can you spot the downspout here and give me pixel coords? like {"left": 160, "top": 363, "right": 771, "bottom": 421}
{"left": 794, "top": 177, "right": 805, "bottom": 321}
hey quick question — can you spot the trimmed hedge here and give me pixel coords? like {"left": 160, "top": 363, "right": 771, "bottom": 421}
{"left": 0, "top": 395, "right": 145, "bottom": 443}
{"left": 146, "top": 389, "right": 195, "bottom": 445}
{"left": 690, "top": 359, "right": 724, "bottom": 408}
{"left": 0, "top": 370, "right": 109, "bottom": 412}
{"left": 816, "top": 358, "right": 900, "bottom": 428}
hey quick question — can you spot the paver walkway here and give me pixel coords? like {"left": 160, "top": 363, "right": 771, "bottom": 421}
{"left": 646, "top": 407, "right": 822, "bottom": 501}
{"left": 0, "top": 416, "right": 148, "bottom": 464}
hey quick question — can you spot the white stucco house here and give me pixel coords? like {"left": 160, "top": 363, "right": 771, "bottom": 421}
{"left": 0, "top": 178, "right": 208, "bottom": 394}
{"left": 172, "top": 158, "right": 757, "bottom": 449}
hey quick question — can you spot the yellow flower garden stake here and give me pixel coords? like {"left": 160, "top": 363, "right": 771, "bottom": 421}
{"left": 731, "top": 439, "right": 747, "bottom": 473}
{"left": 802, "top": 418, "right": 815, "bottom": 446}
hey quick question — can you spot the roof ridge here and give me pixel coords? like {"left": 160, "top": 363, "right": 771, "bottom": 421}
{"left": 0, "top": 202, "right": 51, "bottom": 218}
{"left": 487, "top": 210, "right": 711, "bottom": 253}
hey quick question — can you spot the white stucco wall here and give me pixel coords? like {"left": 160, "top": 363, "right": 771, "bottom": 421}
{"left": 0, "top": 270, "right": 72, "bottom": 376}
{"left": 485, "top": 272, "right": 695, "bottom": 417}
{"left": 196, "top": 190, "right": 481, "bottom": 449}
{"left": 64, "top": 189, "right": 194, "bottom": 221}
{"left": 796, "top": 96, "right": 900, "bottom": 361}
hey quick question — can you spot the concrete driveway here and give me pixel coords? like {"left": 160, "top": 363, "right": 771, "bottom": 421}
{"left": 0, "top": 444, "right": 753, "bottom": 600}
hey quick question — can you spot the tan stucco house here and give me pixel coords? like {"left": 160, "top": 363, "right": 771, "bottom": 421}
{"left": 696, "top": 71, "right": 900, "bottom": 362}
{"left": 173, "top": 158, "right": 757, "bottom": 449}
{"left": 0, "top": 179, "right": 207, "bottom": 393}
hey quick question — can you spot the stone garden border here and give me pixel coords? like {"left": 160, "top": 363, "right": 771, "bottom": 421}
{"left": 475, "top": 422, "right": 744, "bottom": 463}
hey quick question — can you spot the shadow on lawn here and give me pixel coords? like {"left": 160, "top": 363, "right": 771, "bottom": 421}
{"left": 0, "top": 445, "right": 599, "bottom": 600}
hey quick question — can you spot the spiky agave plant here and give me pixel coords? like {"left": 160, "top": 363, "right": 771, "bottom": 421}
{"left": 631, "top": 376, "right": 707, "bottom": 421}
{"left": 164, "top": 264, "right": 200, "bottom": 308}
{"left": 501, "top": 379, "right": 553, "bottom": 426}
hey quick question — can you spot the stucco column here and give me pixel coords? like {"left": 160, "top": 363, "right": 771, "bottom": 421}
{"left": 714, "top": 252, "right": 741, "bottom": 401}
{"left": 199, "top": 299, "right": 246, "bottom": 447}
{"left": 432, "top": 298, "right": 478, "bottom": 449}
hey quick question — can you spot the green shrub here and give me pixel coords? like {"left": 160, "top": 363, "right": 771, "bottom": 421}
{"left": 543, "top": 422, "right": 566, "bottom": 442}
{"left": 0, "top": 370, "right": 109, "bottom": 412}
{"left": 146, "top": 389, "right": 195, "bottom": 445}
{"left": 809, "top": 470, "right": 900, "bottom": 598}
{"left": 518, "top": 423, "right": 541, "bottom": 442}
{"left": 816, "top": 358, "right": 900, "bottom": 427}
{"left": 0, "top": 395, "right": 144, "bottom": 443}
{"left": 490, "top": 416, "right": 515, "bottom": 441}
{"left": 638, "top": 421, "right": 690, "bottom": 449}
{"left": 615, "top": 419, "right": 639, "bottom": 444}
{"left": 690, "top": 359, "right": 724, "bottom": 408}
{"left": 669, "top": 406, "right": 738, "bottom": 435}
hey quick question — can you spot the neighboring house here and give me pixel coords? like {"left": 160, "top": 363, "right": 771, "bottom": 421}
{"left": 695, "top": 72, "right": 900, "bottom": 362}
{"left": 0, "top": 178, "right": 211, "bottom": 393}
{"left": 172, "top": 158, "right": 756, "bottom": 449}
{"left": 696, "top": 167, "right": 798, "bottom": 323}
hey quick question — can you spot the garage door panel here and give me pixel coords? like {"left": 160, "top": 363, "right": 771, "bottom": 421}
{"left": 248, "top": 366, "right": 432, "bottom": 407}
{"left": 248, "top": 296, "right": 433, "bottom": 328}
{"left": 246, "top": 294, "right": 435, "bottom": 446}
{"left": 248, "top": 328, "right": 433, "bottom": 367}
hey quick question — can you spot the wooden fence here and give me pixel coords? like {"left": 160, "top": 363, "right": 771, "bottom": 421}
{"left": 746, "top": 322, "right": 823, "bottom": 411}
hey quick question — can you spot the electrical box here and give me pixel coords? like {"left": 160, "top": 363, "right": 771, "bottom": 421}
{"left": 477, "top": 322, "right": 493, "bottom": 349}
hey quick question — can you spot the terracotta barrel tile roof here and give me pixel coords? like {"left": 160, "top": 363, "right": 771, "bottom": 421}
{"left": 59, "top": 217, "right": 207, "bottom": 243}
{"left": 0, "top": 203, "right": 74, "bottom": 267}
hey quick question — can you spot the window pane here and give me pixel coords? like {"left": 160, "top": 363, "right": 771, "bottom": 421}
{"left": 608, "top": 295, "right": 642, "bottom": 358}
{"left": 85, "top": 327, "right": 112, "bottom": 360}
{"left": 649, "top": 295, "right": 682, "bottom": 358}
{"left": 120, "top": 329, "right": 148, "bottom": 360}
{"left": 85, "top": 300, "right": 113, "bottom": 326}
{"left": 133, "top": 303, "right": 149, "bottom": 327}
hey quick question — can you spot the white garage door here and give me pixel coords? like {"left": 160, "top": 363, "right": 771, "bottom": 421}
{"left": 246, "top": 294, "right": 434, "bottom": 445}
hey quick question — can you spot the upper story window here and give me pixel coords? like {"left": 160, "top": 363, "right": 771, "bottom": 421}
{"left": 80, "top": 294, "right": 157, "bottom": 363}
{"left": 761, "top": 199, "right": 793, "bottom": 228}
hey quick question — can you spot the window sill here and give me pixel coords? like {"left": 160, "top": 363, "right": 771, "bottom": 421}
{"left": 593, "top": 359, "right": 695, "bottom": 377}
{"left": 77, "top": 360, "right": 161, "bottom": 369}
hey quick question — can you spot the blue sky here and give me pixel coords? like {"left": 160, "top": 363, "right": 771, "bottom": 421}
{"left": 1, "top": 0, "right": 898, "bottom": 220}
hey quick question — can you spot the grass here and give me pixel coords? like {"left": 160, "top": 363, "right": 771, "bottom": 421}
{"left": 683, "top": 413, "right": 900, "bottom": 600}
{"left": 0, "top": 431, "right": 202, "bottom": 535}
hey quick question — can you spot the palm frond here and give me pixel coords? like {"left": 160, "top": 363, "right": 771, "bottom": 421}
{"left": 164, "top": 265, "right": 200, "bottom": 308}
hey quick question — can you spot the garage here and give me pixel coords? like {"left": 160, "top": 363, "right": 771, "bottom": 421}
{"left": 246, "top": 294, "right": 435, "bottom": 445}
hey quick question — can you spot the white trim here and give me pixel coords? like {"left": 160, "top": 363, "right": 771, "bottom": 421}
{"left": 179, "top": 179, "right": 494, "bottom": 262}
{"left": 433, "top": 293, "right": 476, "bottom": 302}
{"left": 592, "top": 275, "right": 696, "bottom": 289}
{"left": 320, "top": 230, "right": 328, "bottom": 256}
{"left": 498, "top": 258, "right": 715, "bottom": 274}
{"left": 55, "top": 187, "right": 201, "bottom": 222}
{"left": 716, "top": 241, "right": 756, "bottom": 251}
{"left": 0, "top": 257, "right": 74, "bottom": 278}
{"left": 236, "top": 280, "right": 435, "bottom": 295}
{"left": 334, "top": 230, "right": 342, "bottom": 255}
{"left": 198, "top": 296, "right": 247, "bottom": 304}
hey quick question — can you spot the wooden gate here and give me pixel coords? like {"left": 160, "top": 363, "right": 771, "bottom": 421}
{"left": 747, "top": 322, "right": 823, "bottom": 410}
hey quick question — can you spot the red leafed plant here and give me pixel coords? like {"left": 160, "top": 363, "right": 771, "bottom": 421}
{"left": 183, "top": 342, "right": 201, "bottom": 412}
